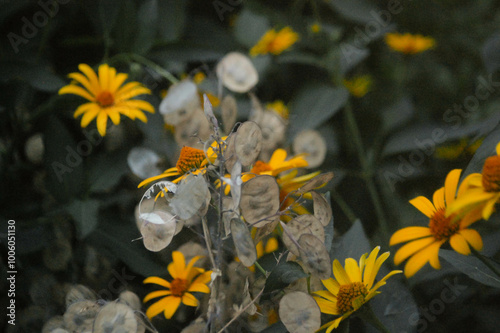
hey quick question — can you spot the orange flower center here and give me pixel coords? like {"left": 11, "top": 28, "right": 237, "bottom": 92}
{"left": 251, "top": 161, "right": 273, "bottom": 174}
{"left": 336, "top": 282, "right": 368, "bottom": 314}
{"left": 429, "top": 208, "right": 459, "bottom": 240}
{"left": 96, "top": 91, "right": 115, "bottom": 107}
{"left": 176, "top": 146, "right": 206, "bottom": 175}
{"left": 481, "top": 155, "right": 500, "bottom": 192}
{"left": 170, "top": 278, "right": 188, "bottom": 297}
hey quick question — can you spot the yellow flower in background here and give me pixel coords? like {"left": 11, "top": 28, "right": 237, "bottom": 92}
{"left": 59, "top": 63, "right": 154, "bottom": 136}
{"left": 313, "top": 247, "right": 401, "bottom": 332}
{"left": 385, "top": 32, "right": 435, "bottom": 54}
{"left": 266, "top": 100, "right": 289, "bottom": 119}
{"left": 435, "top": 138, "right": 483, "bottom": 160}
{"left": 343, "top": 75, "right": 372, "bottom": 98}
{"left": 447, "top": 142, "right": 500, "bottom": 220}
{"left": 138, "top": 146, "right": 212, "bottom": 188}
{"left": 390, "top": 169, "right": 483, "bottom": 278}
{"left": 236, "top": 237, "right": 279, "bottom": 272}
{"left": 143, "top": 251, "right": 212, "bottom": 319}
{"left": 310, "top": 23, "right": 321, "bottom": 34}
{"left": 250, "top": 27, "right": 299, "bottom": 57}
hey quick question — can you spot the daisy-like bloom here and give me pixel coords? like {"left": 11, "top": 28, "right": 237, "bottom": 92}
{"left": 343, "top": 75, "right": 372, "bottom": 98}
{"left": 434, "top": 138, "right": 483, "bottom": 161}
{"left": 143, "top": 251, "right": 212, "bottom": 320}
{"left": 390, "top": 169, "right": 484, "bottom": 278}
{"left": 250, "top": 27, "right": 299, "bottom": 57}
{"left": 313, "top": 247, "right": 402, "bottom": 332}
{"left": 59, "top": 63, "right": 154, "bottom": 136}
{"left": 266, "top": 100, "right": 289, "bottom": 120}
{"left": 447, "top": 142, "right": 500, "bottom": 220}
{"left": 385, "top": 32, "right": 435, "bottom": 54}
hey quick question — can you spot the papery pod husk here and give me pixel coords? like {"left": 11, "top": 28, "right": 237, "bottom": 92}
{"left": 170, "top": 174, "right": 210, "bottom": 220}
{"left": 239, "top": 175, "right": 280, "bottom": 228}
{"left": 221, "top": 95, "right": 238, "bottom": 134}
{"left": 65, "top": 285, "right": 97, "bottom": 308}
{"left": 293, "top": 130, "right": 327, "bottom": 168}
{"left": 311, "top": 191, "right": 333, "bottom": 227}
{"left": 63, "top": 300, "right": 101, "bottom": 332}
{"left": 282, "top": 214, "right": 325, "bottom": 256}
{"left": 279, "top": 291, "right": 321, "bottom": 333}
{"left": 231, "top": 217, "right": 257, "bottom": 267}
{"left": 234, "top": 121, "right": 262, "bottom": 167}
{"left": 296, "top": 172, "right": 334, "bottom": 195}
{"left": 93, "top": 302, "right": 138, "bottom": 333}
{"left": 140, "top": 212, "right": 177, "bottom": 252}
{"left": 298, "top": 234, "right": 331, "bottom": 280}
{"left": 174, "top": 108, "right": 213, "bottom": 149}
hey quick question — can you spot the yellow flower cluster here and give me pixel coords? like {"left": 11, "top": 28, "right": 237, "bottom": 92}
{"left": 385, "top": 32, "right": 435, "bottom": 54}
{"left": 250, "top": 27, "right": 299, "bottom": 57}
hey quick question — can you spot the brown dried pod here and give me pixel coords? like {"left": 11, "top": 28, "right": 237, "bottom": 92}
{"left": 180, "top": 319, "right": 207, "bottom": 333}
{"left": 65, "top": 285, "right": 97, "bottom": 308}
{"left": 282, "top": 215, "right": 325, "bottom": 256}
{"left": 234, "top": 121, "right": 262, "bottom": 167}
{"left": 240, "top": 175, "right": 280, "bottom": 228}
{"left": 223, "top": 133, "right": 237, "bottom": 172}
{"left": 159, "top": 79, "right": 200, "bottom": 126}
{"left": 93, "top": 302, "right": 138, "bottom": 333}
{"left": 117, "top": 291, "right": 141, "bottom": 311}
{"left": 253, "top": 219, "right": 279, "bottom": 245}
{"left": 221, "top": 95, "right": 238, "bottom": 134}
{"left": 63, "top": 300, "right": 101, "bottom": 332}
{"left": 140, "top": 211, "right": 177, "bottom": 252}
{"left": 298, "top": 234, "right": 331, "bottom": 280}
{"left": 170, "top": 174, "right": 210, "bottom": 220}
{"left": 222, "top": 196, "right": 239, "bottom": 236}
{"left": 41, "top": 315, "right": 65, "bottom": 333}
{"left": 279, "top": 291, "right": 321, "bottom": 333}
{"left": 174, "top": 108, "right": 213, "bottom": 149}
{"left": 296, "top": 172, "right": 334, "bottom": 195}
{"left": 293, "top": 130, "right": 327, "bottom": 168}
{"left": 230, "top": 218, "right": 257, "bottom": 267}
{"left": 311, "top": 191, "right": 333, "bottom": 227}
{"left": 216, "top": 52, "right": 259, "bottom": 93}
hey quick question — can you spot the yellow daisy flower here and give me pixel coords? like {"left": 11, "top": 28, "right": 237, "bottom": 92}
{"left": 343, "top": 75, "right": 372, "bottom": 98}
{"left": 447, "top": 142, "right": 500, "bottom": 220}
{"left": 390, "top": 169, "right": 484, "bottom": 278}
{"left": 313, "top": 247, "right": 402, "bottom": 332}
{"left": 143, "top": 251, "right": 212, "bottom": 320}
{"left": 385, "top": 32, "right": 435, "bottom": 54}
{"left": 59, "top": 63, "right": 154, "bottom": 136}
{"left": 250, "top": 27, "right": 299, "bottom": 57}
{"left": 266, "top": 100, "right": 289, "bottom": 120}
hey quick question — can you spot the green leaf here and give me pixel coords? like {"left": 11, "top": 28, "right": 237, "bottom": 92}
{"left": 150, "top": 43, "right": 226, "bottom": 63}
{"left": 157, "top": 0, "right": 187, "bottom": 43}
{"left": 260, "top": 321, "right": 287, "bottom": 333}
{"left": 233, "top": 8, "right": 270, "bottom": 48}
{"left": 66, "top": 199, "right": 100, "bottom": 239}
{"left": 331, "top": 220, "right": 371, "bottom": 263}
{"left": 482, "top": 33, "right": 500, "bottom": 73}
{"left": 0, "top": 62, "right": 65, "bottom": 93}
{"left": 325, "top": 0, "right": 380, "bottom": 24}
{"left": 263, "top": 258, "right": 308, "bottom": 295}
{"left": 86, "top": 0, "right": 122, "bottom": 35}
{"left": 439, "top": 249, "right": 500, "bottom": 288}
{"left": 288, "top": 84, "right": 349, "bottom": 136}
{"left": 88, "top": 150, "right": 129, "bottom": 193}
{"left": 381, "top": 97, "right": 414, "bottom": 135}
{"left": 462, "top": 122, "right": 500, "bottom": 177}
{"left": 112, "top": 1, "right": 138, "bottom": 53}
{"left": 132, "top": 0, "right": 159, "bottom": 55}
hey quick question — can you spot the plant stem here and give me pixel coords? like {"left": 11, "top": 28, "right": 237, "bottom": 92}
{"left": 254, "top": 261, "right": 267, "bottom": 276}
{"left": 331, "top": 189, "right": 357, "bottom": 224}
{"left": 358, "top": 304, "right": 391, "bottom": 333}
{"left": 344, "top": 101, "right": 390, "bottom": 239}
{"left": 471, "top": 248, "right": 500, "bottom": 279}
{"left": 127, "top": 53, "right": 179, "bottom": 84}
{"left": 307, "top": 275, "right": 312, "bottom": 294}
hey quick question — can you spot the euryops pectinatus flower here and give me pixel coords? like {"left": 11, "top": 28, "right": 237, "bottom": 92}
{"left": 59, "top": 63, "right": 154, "bottom": 136}
{"left": 143, "top": 251, "right": 212, "bottom": 320}
{"left": 313, "top": 247, "right": 401, "bottom": 332}
{"left": 385, "top": 32, "right": 435, "bottom": 54}
{"left": 447, "top": 142, "right": 500, "bottom": 220}
{"left": 390, "top": 169, "right": 483, "bottom": 278}
{"left": 250, "top": 27, "right": 299, "bottom": 56}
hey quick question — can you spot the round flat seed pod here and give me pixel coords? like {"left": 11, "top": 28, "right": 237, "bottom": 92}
{"left": 231, "top": 218, "right": 257, "bottom": 267}
{"left": 127, "top": 147, "right": 162, "bottom": 180}
{"left": 170, "top": 174, "right": 210, "bottom": 220}
{"left": 293, "top": 130, "right": 327, "bottom": 168}
{"left": 221, "top": 95, "right": 238, "bottom": 134}
{"left": 63, "top": 300, "right": 101, "bottom": 332}
{"left": 216, "top": 52, "right": 259, "bottom": 93}
{"left": 298, "top": 234, "right": 331, "bottom": 280}
{"left": 282, "top": 215, "right": 324, "bottom": 256}
{"left": 311, "top": 192, "right": 333, "bottom": 227}
{"left": 65, "top": 285, "right": 97, "bottom": 307}
{"left": 279, "top": 291, "right": 321, "bottom": 333}
{"left": 117, "top": 291, "right": 141, "bottom": 311}
{"left": 159, "top": 79, "right": 200, "bottom": 126}
{"left": 223, "top": 134, "right": 237, "bottom": 173}
{"left": 296, "top": 172, "right": 334, "bottom": 195}
{"left": 235, "top": 121, "right": 262, "bottom": 167}
{"left": 93, "top": 302, "right": 137, "bottom": 333}
{"left": 140, "top": 211, "right": 177, "bottom": 252}
{"left": 42, "top": 315, "right": 64, "bottom": 333}
{"left": 181, "top": 320, "right": 207, "bottom": 333}
{"left": 240, "top": 175, "right": 280, "bottom": 228}
{"left": 174, "top": 109, "right": 213, "bottom": 149}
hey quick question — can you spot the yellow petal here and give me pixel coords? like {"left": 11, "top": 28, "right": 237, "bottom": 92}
{"left": 190, "top": 270, "right": 212, "bottom": 286}
{"left": 497, "top": 142, "right": 500, "bottom": 155}
{"left": 389, "top": 226, "right": 432, "bottom": 245}
{"left": 59, "top": 85, "right": 95, "bottom": 101}
{"left": 363, "top": 246, "right": 380, "bottom": 284}
{"left": 449, "top": 233, "right": 471, "bottom": 255}
{"left": 143, "top": 276, "right": 171, "bottom": 288}
{"left": 404, "top": 240, "right": 444, "bottom": 278}
{"left": 183, "top": 255, "right": 203, "bottom": 280}
{"left": 98, "top": 64, "right": 110, "bottom": 91}
{"left": 444, "top": 169, "right": 462, "bottom": 205}
{"left": 344, "top": 258, "right": 362, "bottom": 283}
{"left": 146, "top": 295, "right": 180, "bottom": 319}
{"left": 365, "top": 251, "right": 390, "bottom": 290}
{"left": 68, "top": 72, "right": 97, "bottom": 96}
{"left": 482, "top": 194, "right": 500, "bottom": 220}
{"left": 322, "top": 278, "right": 340, "bottom": 295}
{"left": 313, "top": 296, "right": 339, "bottom": 315}
{"left": 96, "top": 111, "right": 108, "bottom": 137}
{"left": 121, "top": 99, "right": 155, "bottom": 113}
{"left": 181, "top": 292, "right": 199, "bottom": 307}
{"left": 187, "top": 282, "right": 210, "bottom": 294}
{"left": 107, "top": 108, "right": 121, "bottom": 125}
{"left": 409, "top": 196, "right": 436, "bottom": 218}
{"left": 447, "top": 188, "right": 494, "bottom": 216}
{"left": 458, "top": 228, "right": 483, "bottom": 251}
{"left": 369, "top": 270, "right": 402, "bottom": 294}
{"left": 109, "top": 73, "right": 128, "bottom": 93}
{"left": 265, "top": 237, "right": 279, "bottom": 253}
{"left": 433, "top": 187, "right": 445, "bottom": 212}
{"left": 457, "top": 173, "right": 482, "bottom": 197}
{"left": 143, "top": 290, "right": 171, "bottom": 303}
{"left": 268, "top": 149, "right": 287, "bottom": 168}
{"left": 80, "top": 108, "right": 100, "bottom": 127}
{"left": 169, "top": 251, "right": 186, "bottom": 279}
{"left": 78, "top": 63, "right": 99, "bottom": 89}
{"left": 313, "top": 290, "right": 337, "bottom": 303}
{"left": 394, "top": 237, "right": 435, "bottom": 265}
{"left": 74, "top": 102, "right": 98, "bottom": 118}
{"left": 332, "top": 259, "right": 351, "bottom": 285}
